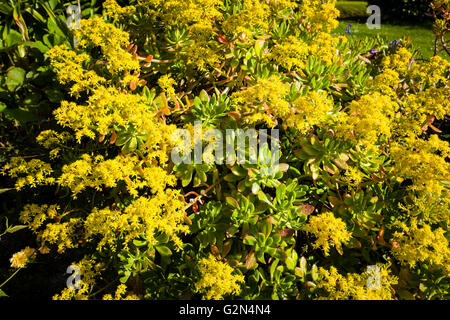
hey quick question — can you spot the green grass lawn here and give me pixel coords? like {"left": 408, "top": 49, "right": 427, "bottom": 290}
{"left": 334, "top": 1, "right": 449, "bottom": 60}
{"left": 332, "top": 20, "right": 450, "bottom": 60}
{"left": 335, "top": 1, "right": 369, "bottom": 19}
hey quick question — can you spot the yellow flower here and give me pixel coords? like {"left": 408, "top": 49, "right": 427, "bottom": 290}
{"left": 398, "top": 194, "right": 450, "bottom": 225}
{"left": 390, "top": 134, "right": 450, "bottom": 194}
{"left": 47, "top": 44, "right": 106, "bottom": 97}
{"left": 158, "top": 74, "right": 178, "bottom": 100}
{"left": 75, "top": 17, "right": 139, "bottom": 75}
{"left": 52, "top": 257, "right": 102, "bottom": 300}
{"left": 302, "top": 212, "right": 352, "bottom": 256}
{"left": 103, "top": 0, "right": 136, "bottom": 21}
{"left": 102, "top": 284, "right": 140, "bottom": 300}
{"left": 341, "top": 166, "right": 365, "bottom": 189}
{"left": 309, "top": 33, "right": 346, "bottom": 65}
{"left": 290, "top": 90, "right": 335, "bottom": 133}
{"left": 195, "top": 254, "right": 244, "bottom": 300}
{"left": 0, "top": 157, "right": 55, "bottom": 190}
{"left": 57, "top": 153, "right": 176, "bottom": 198}
{"left": 335, "top": 93, "right": 397, "bottom": 150}
{"left": 382, "top": 47, "right": 412, "bottom": 75}
{"left": 390, "top": 219, "right": 450, "bottom": 276}
{"left": 269, "top": 36, "right": 310, "bottom": 71}
{"left": 300, "top": 0, "right": 340, "bottom": 32}
{"left": 370, "top": 68, "right": 400, "bottom": 97}
{"left": 19, "top": 204, "right": 60, "bottom": 232}
{"left": 231, "top": 76, "right": 291, "bottom": 127}
{"left": 40, "top": 218, "right": 80, "bottom": 254}
{"left": 408, "top": 55, "right": 450, "bottom": 86}
{"left": 222, "top": 0, "right": 270, "bottom": 36}
{"left": 135, "top": 0, "right": 223, "bottom": 70}
{"left": 10, "top": 247, "right": 36, "bottom": 268}
{"left": 85, "top": 188, "right": 188, "bottom": 251}
{"left": 400, "top": 86, "right": 450, "bottom": 137}
{"left": 317, "top": 264, "right": 398, "bottom": 300}
{"left": 36, "top": 130, "right": 72, "bottom": 159}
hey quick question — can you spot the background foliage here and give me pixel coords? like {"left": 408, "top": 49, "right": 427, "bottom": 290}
{"left": 370, "top": 0, "right": 432, "bottom": 23}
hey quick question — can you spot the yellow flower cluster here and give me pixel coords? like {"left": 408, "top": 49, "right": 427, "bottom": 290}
{"left": 269, "top": 36, "right": 310, "bottom": 71}
{"left": 47, "top": 44, "right": 105, "bottom": 97}
{"left": 222, "top": 0, "right": 270, "bottom": 36}
{"left": 370, "top": 68, "right": 400, "bottom": 97}
{"left": 57, "top": 154, "right": 176, "bottom": 198}
{"left": 0, "top": 157, "right": 55, "bottom": 190}
{"left": 18, "top": 203, "right": 79, "bottom": 254}
{"left": 231, "top": 78, "right": 338, "bottom": 134}
{"left": 268, "top": 0, "right": 298, "bottom": 9}
{"left": 48, "top": 13, "right": 140, "bottom": 97}
{"left": 390, "top": 219, "right": 450, "bottom": 276}
{"left": 58, "top": 154, "right": 125, "bottom": 196}
{"left": 300, "top": 0, "right": 340, "bottom": 32}
{"left": 341, "top": 166, "right": 366, "bottom": 189}
{"left": 317, "top": 264, "right": 398, "bottom": 300}
{"left": 195, "top": 254, "right": 245, "bottom": 300}
{"left": 336, "top": 93, "right": 397, "bottom": 150}
{"left": 153, "top": 0, "right": 223, "bottom": 27}
{"left": 377, "top": 53, "right": 450, "bottom": 196}
{"left": 231, "top": 76, "right": 291, "bottom": 127}
{"left": 382, "top": 47, "right": 412, "bottom": 75}
{"left": 19, "top": 203, "right": 59, "bottom": 232}
{"left": 290, "top": 90, "right": 336, "bottom": 133}
{"left": 390, "top": 134, "right": 450, "bottom": 194}
{"left": 36, "top": 130, "right": 72, "bottom": 159}
{"left": 408, "top": 55, "right": 450, "bottom": 86}
{"left": 399, "top": 194, "right": 450, "bottom": 225}
{"left": 85, "top": 189, "right": 188, "bottom": 251}
{"left": 102, "top": 284, "right": 139, "bottom": 300}
{"left": 336, "top": 48, "right": 449, "bottom": 199}
{"left": 302, "top": 212, "right": 352, "bottom": 256}
{"left": 40, "top": 219, "right": 80, "bottom": 254}
{"left": 18, "top": 186, "right": 186, "bottom": 256}
{"left": 75, "top": 17, "right": 139, "bottom": 75}
{"left": 268, "top": 33, "right": 346, "bottom": 71}
{"left": 9, "top": 247, "right": 36, "bottom": 269}
{"left": 158, "top": 74, "right": 178, "bottom": 100}
{"left": 52, "top": 257, "right": 102, "bottom": 300}
{"left": 135, "top": 0, "right": 223, "bottom": 70}
{"left": 401, "top": 86, "right": 450, "bottom": 136}
{"left": 103, "top": 0, "right": 136, "bottom": 21}
{"left": 221, "top": 0, "right": 299, "bottom": 37}
{"left": 43, "top": 13, "right": 190, "bottom": 264}
{"left": 309, "top": 33, "right": 347, "bottom": 65}
{"left": 54, "top": 85, "right": 177, "bottom": 148}
{"left": 57, "top": 154, "right": 133, "bottom": 196}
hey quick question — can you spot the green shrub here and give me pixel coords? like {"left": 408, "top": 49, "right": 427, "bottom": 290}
{"left": 0, "top": 0, "right": 449, "bottom": 301}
